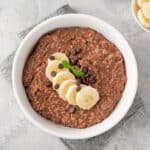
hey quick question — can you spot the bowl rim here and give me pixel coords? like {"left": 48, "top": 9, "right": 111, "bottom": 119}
{"left": 12, "top": 14, "right": 138, "bottom": 139}
{"left": 131, "top": 0, "right": 150, "bottom": 32}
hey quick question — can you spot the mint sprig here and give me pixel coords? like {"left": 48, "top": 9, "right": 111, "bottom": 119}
{"left": 61, "top": 60, "right": 71, "bottom": 69}
{"left": 70, "top": 66, "right": 85, "bottom": 77}
{"left": 62, "top": 60, "right": 85, "bottom": 77}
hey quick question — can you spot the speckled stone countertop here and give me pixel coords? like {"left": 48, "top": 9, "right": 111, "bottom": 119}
{"left": 0, "top": 0, "right": 150, "bottom": 150}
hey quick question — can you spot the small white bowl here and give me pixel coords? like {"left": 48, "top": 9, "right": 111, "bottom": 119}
{"left": 12, "top": 14, "right": 138, "bottom": 139}
{"left": 132, "top": 0, "right": 150, "bottom": 32}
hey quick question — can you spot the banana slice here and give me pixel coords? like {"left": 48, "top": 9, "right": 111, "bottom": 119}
{"left": 137, "top": 9, "right": 150, "bottom": 28}
{"left": 48, "top": 52, "right": 69, "bottom": 63}
{"left": 66, "top": 85, "right": 78, "bottom": 105}
{"left": 142, "top": 2, "right": 150, "bottom": 19}
{"left": 53, "top": 71, "right": 75, "bottom": 89}
{"left": 46, "top": 60, "right": 66, "bottom": 81}
{"left": 66, "top": 84, "right": 85, "bottom": 105}
{"left": 76, "top": 86, "right": 100, "bottom": 110}
{"left": 137, "top": 0, "right": 149, "bottom": 8}
{"left": 58, "top": 79, "right": 76, "bottom": 101}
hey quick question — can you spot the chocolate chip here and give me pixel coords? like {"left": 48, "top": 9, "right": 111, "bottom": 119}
{"left": 71, "top": 50, "right": 77, "bottom": 55}
{"left": 49, "top": 55, "right": 55, "bottom": 60}
{"left": 85, "top": 41, "right": 88, "bottom": 45}
{"left": 66, "top": 51, "right": 70, "bottom": 57}
{"left": 84, "top": 72, "right": 90, "bottom": 77}
{"left": 54, "top": 84, "right": 59, "bottom": 89}
{"left": 79, "top": 69, "right": 97, "bottom": 85}
{"left": 87, "top": 69, "right": 94, "bottom": 75}
{"left": 68, "top": 106, "right": 76, "bottom": 113}
{"left": 70, "top": 56, "right": 78, "bottom": 65}
{"left": 82, "top": 66, "right": 88, "bottom": 74}
{"left": 72, "top": 48, "right": 81, "bottom": 55}
{"left": 58, "top": 63, "right": 64, "bottom": 69}
{"left": 51, "top": 71, "right": 57, "bottom": 77}
{"left": 45, "top": 81, "right": 52, "bottom": 87}
{"left": 77, "top": 62, "right": 81, "bottom": 67}
{"left": 75, "top": 48, "right": 81, "bottom": 53}
{"left": 89, "top": 77, "right": 96, "bottom": 84}
{"left": 81, "top": 77, "right": 87, "bottom": 84}
{"left": 24, "top": 85, "right": 28, "bottom": 88}
{"left": 76, "top": 79, "right": 81, "bottom": 86}
{"left": 76, "top": 86, "right": 81, "bottom": 92}
{"left": 90, "top": 75, "right": 96, "bottom": 81}
{"left": 74, "top": 48, "right": 81, "bottom": 54}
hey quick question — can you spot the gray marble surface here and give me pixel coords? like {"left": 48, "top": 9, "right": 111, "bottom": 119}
{"left": 0, "top": 0, "right": 150, "bottom": 150}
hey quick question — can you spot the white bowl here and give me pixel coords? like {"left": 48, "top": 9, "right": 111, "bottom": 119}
{"left": 132, "top": 0, "right": 150, "bottom": 32}
{"left": 12, "top": 14, "right": 138, "bottom": 139}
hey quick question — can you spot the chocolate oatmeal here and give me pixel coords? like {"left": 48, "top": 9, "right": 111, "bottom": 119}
{"left": 23, "top": 27, "right": 127, "bottom": 128}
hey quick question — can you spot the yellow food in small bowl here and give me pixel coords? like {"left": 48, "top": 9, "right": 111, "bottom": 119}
{"left": 136, "top": 0, "right": 150, "bottom": 29}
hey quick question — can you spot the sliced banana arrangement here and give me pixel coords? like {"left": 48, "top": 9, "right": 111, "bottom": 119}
{"left": 136, "top": 0, "right": 150, "bottom": 29}
{"left": 45, "top": 52, "right": 100, "bottom": 110}
{"left": 58, "top": 79, "right": 76, "bottom": 101}
{"left": 53, "top": 71, "right": 75, "bottom": 89}
{"left": 46, "top": 60, "right": 65, "bottom": 81}
{"left": 66, "top": 85, "right": 78, "bottom": 105}
{"left": 76, "top": 86, "right": 99, "bottom": 110}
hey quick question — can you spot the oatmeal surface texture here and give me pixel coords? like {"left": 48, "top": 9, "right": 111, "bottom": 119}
{"left": 23, "top": 27, "right": 127, "bottom": 128}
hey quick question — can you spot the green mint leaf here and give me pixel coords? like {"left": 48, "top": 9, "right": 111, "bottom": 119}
{"left": 70, "top": 66, "right": 85, "bottom": 77}
{"left": 62, "top": 60, "right": 71, "bottom": 69}
{"left": 61, "top": 60, "right": 85, "bottom": 77}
